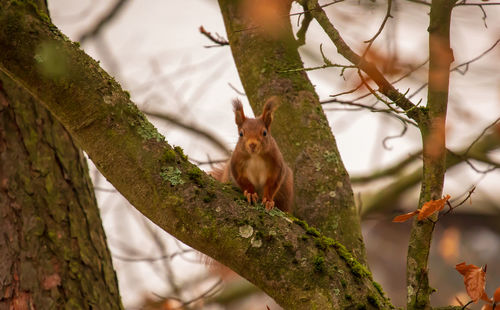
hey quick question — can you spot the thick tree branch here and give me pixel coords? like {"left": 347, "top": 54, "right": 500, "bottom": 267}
{"left": 218, "top": 0, "right": 368, "bottom": 265}
{"left": 0, "top": 2, "right": 390, "bottom": 309}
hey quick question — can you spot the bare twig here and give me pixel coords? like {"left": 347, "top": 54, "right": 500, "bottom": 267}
{"left": 441, "top": 186, "right": 475, "bottom": 217}
{"left": 143, "top": 110, "right": 231, "bottom": 156}
{"left": 351, "top": 151, "right": 422, "bottom": 184}
{"left": 78, "top": 0, "right": 130, "bottom": 43}
{"left": 322, "top": 98, "right": 417, "bottom": 127}
{"left": 297, "top": 0, "right": 426, "bottom": 125}
{"left": 228, "top": 83, "right": 246, "bottom": 96}
{"left": 452, "top": 39, "right": 500, "bottom": 75}
{"left": 112, "top": 249, "right": 195, "bottom": 262}
{"left": 382, "top": 119, "right": 408, "bottom": 150}
{"left": 362, "top": 0, "right": 393, "bottom": 58}
{"left": 199, "top": 26, "right": 229, "bottom": 48}
{"left": 464, "top": 117, "right": 500, "bottom": 155}
{"left": 407, "top": 0, "right": 431, "bottom": 5}
{"left": 409, "top": 39, "right": 500, "bottom": 98}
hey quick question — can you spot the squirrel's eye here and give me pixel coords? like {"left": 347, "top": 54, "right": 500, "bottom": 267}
{"left": 239, "top": 131, "right": 243, "bottom": 137}
{"left": 263, "top": 130, "right": 267, "bottom": 137}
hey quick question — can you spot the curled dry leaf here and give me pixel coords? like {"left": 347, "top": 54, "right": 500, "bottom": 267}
{"left": 455, "top": 262, "right": 487, "bottom": 303}
{"left": 392, "top": 195, "right": 451, "bottom": 223}
{"left": 392, "top": 211, "right": 419, "bottom": 223}
{"left": 418, "top": 194, "right": 451, "bottom": 220}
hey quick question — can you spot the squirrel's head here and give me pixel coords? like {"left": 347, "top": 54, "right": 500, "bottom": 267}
{"left": 233, "top": 96, "right": 280, "bottom": 155}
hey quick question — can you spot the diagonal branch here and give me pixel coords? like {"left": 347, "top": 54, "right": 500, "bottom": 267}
{"left": 0, "top": 2, "right": 391, "bottom": 309}
{"left": 297, "top": 0, "right": 427, "bottom": 126}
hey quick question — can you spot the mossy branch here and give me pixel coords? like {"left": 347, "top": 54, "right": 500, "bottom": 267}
{"left": 0, "top": 1, "right": 391, "bottom": 308}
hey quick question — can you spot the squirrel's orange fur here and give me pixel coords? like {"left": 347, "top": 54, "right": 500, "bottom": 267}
{"left": 213, "top": 96, "right": 294, "bottom": 212}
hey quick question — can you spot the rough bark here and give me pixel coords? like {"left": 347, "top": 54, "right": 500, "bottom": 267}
{"left": 0, "top": 57, "right": 122, "bottom": 310}
{"left": 0, "top": 1, "right": 391, "bottom": 309}
{"left": 217, "top": 0, "right": 367, "bottom": 265}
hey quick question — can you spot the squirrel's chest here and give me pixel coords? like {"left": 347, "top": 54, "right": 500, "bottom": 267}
{"left": 245, "top": 156, "right": 268, "bottom": 189}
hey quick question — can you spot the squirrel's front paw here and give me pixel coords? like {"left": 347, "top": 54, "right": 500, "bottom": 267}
{"left": 262, "top": 198, "right": 275, "bottom": 211}
{"left": 243, "top": 190, "right": 258, "bottom": 204}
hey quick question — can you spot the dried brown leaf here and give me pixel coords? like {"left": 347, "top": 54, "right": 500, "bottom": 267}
{"left": 455, "top": 262, "right": 487, "bottom": 302}
{"left": 392, "top": 211, "right": 419, "bottom": 223}
{"left": 418, "top": 195, "right": 451, "bottom": 220}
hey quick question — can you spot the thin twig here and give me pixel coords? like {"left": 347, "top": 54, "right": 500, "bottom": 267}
{"left": 464, "top": 117, "right": 500, "bottom": 155}
{"left": 199, "top": 26, "right": 229, "bottom": 47}
{"left": 143, "top": 109, "right": 231, "bottom": 155}
{"left": 362, "top": 0, "right": 393, "bottom": 58}
{"left": 410, "top": 39, "right": 500, "bottom": 98}
{"left": 441, "top": 186, "right": 476, "bottom": 217}
{"left": 78, "top": 0, "right": 130, "bottom": 43}
{"left": 297, "top": 0, "right": 425, "bottom": 125}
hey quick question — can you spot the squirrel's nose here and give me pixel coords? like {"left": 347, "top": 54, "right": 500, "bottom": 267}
{"left": 249, "top": 143, "right": 257, "bottom": 151}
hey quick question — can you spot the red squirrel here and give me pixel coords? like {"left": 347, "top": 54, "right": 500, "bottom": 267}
{"left": 213, "top": 96, "right": 294, "bottom": 212}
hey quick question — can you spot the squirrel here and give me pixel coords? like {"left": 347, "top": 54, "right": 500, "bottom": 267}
{"left": 212, "top": 96, "right": 294, "bottom": 212}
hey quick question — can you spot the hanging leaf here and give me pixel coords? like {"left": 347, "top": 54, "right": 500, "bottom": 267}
{"left": 392, "top": 195, "right": 451, "bottom": 223}
{"left": 455, "top": 262, "right": 488, "bottom": 303}
{"left": 392, "top": 211, "right": 419, "bottom": 223}
{"left": 418, "top": 195, "right": 451, "bottom": 220}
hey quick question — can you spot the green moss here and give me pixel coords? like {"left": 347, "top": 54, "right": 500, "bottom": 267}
{"left": 313, "top": 255, "right": 325, "bottom": 273}
{"left": 372, "top": 281, "right": 385, "bottom": 297}
{"left": 306, "top": 226, "right": 320, "bottom": 237}
{"left": 314, "top": 238, "right": 327, "bottom": 250}
{"left": 323, "top": 150, "right": 336, "bottom": 163}
{"left": 340, "top": 278, "right": 347, "bottom": 288}
{"left": 292, "top": 217, "right": 372, "bottom": 279}
{"left": 187, "top": 166, "right": 203, "bottom": 186}
{"left": 202, "top": 190, "right": 216, "bottom": 203}
{"left": 174, "top": 146, "right": 188, "bottom": 160}
{"left": 160, "top": 166, "right": 184, "bottom": 186}
{"left": 367, "top": 294, "right": 382, "bottom": 309}
{"left": 137, "top": 121, "right": 164, "bottom": 142}
{"left": 162, "top": 149, "right": 176, "bottom": 162}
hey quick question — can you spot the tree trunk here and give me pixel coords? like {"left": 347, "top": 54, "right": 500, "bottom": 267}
{"left": 0, "top": 4, "right": 123, "bottom": 308}
{"left": 0, "top": 1, "right": 390, "bottom": 309}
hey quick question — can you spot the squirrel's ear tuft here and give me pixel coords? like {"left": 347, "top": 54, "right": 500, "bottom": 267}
{"left": 261, "top": 96, "right": 280, "bottom": 128}
{"left": 233, "top": 98, "right": 245, "bottom": 127}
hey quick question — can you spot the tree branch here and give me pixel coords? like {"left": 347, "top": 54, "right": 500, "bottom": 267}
{"left": 78, "top": 0, "right": 130, "bottom": 43}
{"left": 406, "top": 2, "right": 456, "bottom": 307}
{"left": 360, "top": 128, "right": 500, "bottom": 217}
{"left": 218, "top": 0, "right": 368, "bottom": 265}
{"left": 297, "top": 0, "right": 427, "bottom": 126}
{"left": 0, "top": 2, "right": 390, "bottom": 309}
{"left": 143, "top": 109, "right": 231, "bottom": 156}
